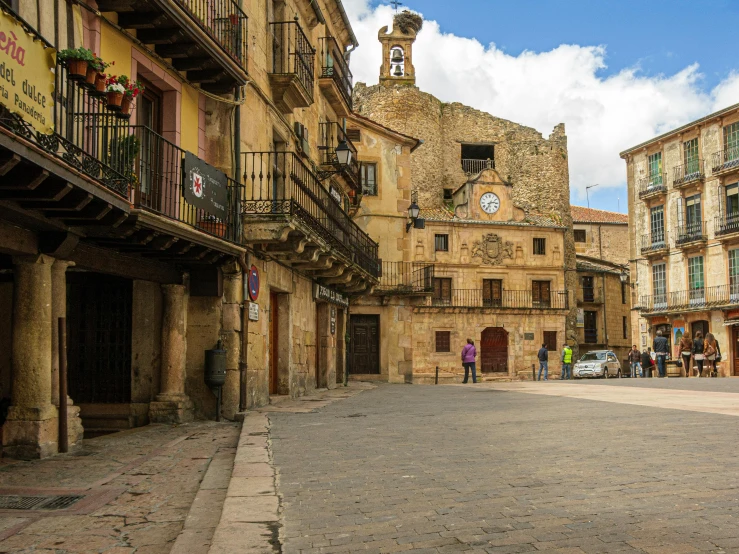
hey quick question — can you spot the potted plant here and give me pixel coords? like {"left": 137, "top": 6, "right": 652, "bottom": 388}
{"left": 58, "top": 47, "right": 94, "bottom": 80}
{"left": 89, "top": 55, "right": 113, "bottom": 94}
{"left": 109, "top": 134, "right": 140, "bottom": 186}
{"left": 198, "top": 214, "right": 227, "bottom": 237}
{"left": 119, "top": 79, "right": 144, "bottom": 119}
{"left": 105, "top": 76, "right": 126, "bottom": 110}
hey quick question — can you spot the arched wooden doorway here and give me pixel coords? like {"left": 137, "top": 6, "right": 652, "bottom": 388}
{"left": 481, "top": 327, "right": 508, "bottom": 373}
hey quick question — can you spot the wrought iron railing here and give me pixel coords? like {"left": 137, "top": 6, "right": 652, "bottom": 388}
{"left": 673, "top": 159, "right": 704, "bottom": 187}
{"left": 641, "top": 232, "right": 667, "bottom": 253}
{"left": 675, "top": 220, "right": 707, "bottom": 246}
{"left": 584, "top": 329, "right": 598, "bottom": 344}
{"left": 431, "top": 289, "right": 569, "bottom": 309}
{"left": 714, "top": 213, "right": 739, "bottom": 236}
{"left": 639, "top": 285, "right": 739, "bottom": 313}
{"left": 377, "top": 262, "right": 434, "bottom": 294}
{"left": 175, "top": 0, "right": 248, "bottom": 67}
{"left": 711, "top": 146, "right": 739, "bottom": 174}
{"left": 638, "top": 293, "right": 668, "bottom": 313}
{"left": 241, "top": 152, "right": 379, "bottom": 277}
{"left": 462, "top": 158, "right": 494, "bottom": 174}
{"left": 270, "top": 21, "right": 315, "bottom": 101}
{"left": 637, "top": 173, "right": 667, "bottom": 198}
{"left": 318, "top": 36, "right": 353, "bottom": 110}
{"left": 318, "top": 121, "right": 359, "bottom": 188}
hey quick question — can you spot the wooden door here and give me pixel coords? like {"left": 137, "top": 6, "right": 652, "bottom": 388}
{"left": 136, "top": 80, "right": 163, "bottom": 210}
{"left": 269, "top": 291, "right": 279, "bottom": 395}
{"left": 733, "top": 326, "right": 739, "bottom": 376}
{"left": 349, "top": 315, "right": 379, "bottom": 374}
{"left": 482, "top": 279, "right": 502, "bottom": 307}
{"left": 481, "top": 327, "right": 508, "bottom": 373}
{"left": 584, "top": 311, "right": 598, "bottom": 343}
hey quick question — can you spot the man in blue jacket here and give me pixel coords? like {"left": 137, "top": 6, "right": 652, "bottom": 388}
{"left": 537, "top": 344, "right": 548, "bottom": 381}
{"left": 653, "top": 330, "right": 669, "bottom": 378}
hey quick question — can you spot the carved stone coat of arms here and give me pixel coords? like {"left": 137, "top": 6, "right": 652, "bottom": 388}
{"left": 471, "top": 233, "right": 514, "bottom": 265}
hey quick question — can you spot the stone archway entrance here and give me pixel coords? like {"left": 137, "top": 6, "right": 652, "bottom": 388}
{"left": 481, "top": 327, "right": 508, "bottom": 373}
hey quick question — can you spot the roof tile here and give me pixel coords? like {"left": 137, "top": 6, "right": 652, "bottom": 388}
{"left": 571, "top": 206, "right": 628, "bottom": 224}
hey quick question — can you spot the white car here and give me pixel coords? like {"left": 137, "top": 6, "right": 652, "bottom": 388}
{"left": 573, "top": 350, "right": 622, "bottom": 379}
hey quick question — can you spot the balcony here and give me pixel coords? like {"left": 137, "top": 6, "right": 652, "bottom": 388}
{"left": 637, "top": 293, "right": 668, "bottom": 314}
{"left": 318, "top": 37, "right": 353, "bottom": 116}
{"left": 639, "top": 285, "right": 739, "bottom": 315}
{"left": 711, "top": 146, "right": 739, "bottom": 176}
{"left": 638, "top": 173, "right": 667, "bottom": 199}
{"left": 578, "top": 286, "right": 603, "bottom": 304}
{"left": 318, "top": 122, "right": 359, "bottom": 190}
{"left": 714, "top": 213, "right": 739, "bottom": 237}
{"left": 376, "top": 262, "right": 434, "bottom": 295}
{"left": 640, "top": 233, "right": 668, "bottom": 255}
{"left": 675, "top": 220, "right": 707, "bottom": 247}
{"left": 673, "top": 159, "right": 704, "bottom": 188}
{"left": 462, "top": 158, "right": 495, "bottom": 175}
{"left": 429, "top": 289, "right": 569, "bottom": 310}
{"left": 269, "top": 21, "right": 315, "bottom": 113}
{"left": 241, "top": 152, "right": 379, "bottom": 292}
{"left": 96, "top": 0, "right": 248, "bottom": 93}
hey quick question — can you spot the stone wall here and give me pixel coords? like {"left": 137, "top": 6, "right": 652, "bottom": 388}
{"left": 574, "top": 223, "right": 629, "bottom": 265}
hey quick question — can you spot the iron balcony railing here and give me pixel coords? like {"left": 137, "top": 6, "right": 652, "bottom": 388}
{"left": 637, "top": 173, "right": 667, "bottom": 198}
{"left": 462, "top": 158, "right": 495, "bottom": 175}
{"left": 637, "top": 293, "right": 668, "bottom": 313}
{"left": 270, "top": 21, "right": 315, "bottom": 101}
{"left": 318, "top": 36, "right": 353, "bottom": 110}
{"left": 241, "top": 152, "right": 379, "bottom": 278}
{"left": 431, "top": 289, "right": 569, "bottom": 309}
{"left": 318, "top": 121, "right": 359, "bottom": 189}
{"left": 675, "top": 220, "right": 707, "bottom": 246}
{"left": 714, "top": 213, "right": 739, "bottom": 236}
{"left": 711, "top": 146, "right": 739, "bottom": 174}
{"left": 584, "top": 329, "right": 598, "bottom": 344}
{"left": 175, "top": 0, "right": 248, "bottom": 67}
{"left": 641, "top": 232, "right": 668, "bottom": 254}
{"left": 673, "top": 159, "right": 704, "bottom": 187}
{"left": 638, "top": 285, "right": 739, "bottom": 313}
{"left": 377, "top": 262, "right": 434, "bottom": 294}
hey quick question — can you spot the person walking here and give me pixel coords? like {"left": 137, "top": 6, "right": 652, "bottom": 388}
{"left": 560, "top": 343, "right": 573, "bottom": 380}
{"left": 537, "top": 343, "right": 549, "bottom": 381}
{"left": 704, "top": 333, "right": 720, "bottom": 378}
{"left": 653, "top": 330, "right": 669, "bottom": 378}
{"left": 461, "top": 338, "right": 477, "bottom": 384}
{"left": 642, "top": 347, "right": 653, "bottom": 378}
{"left": 679, "top": 333, "right": 693, "bottom": 377}
{"left": 628, "top": 345, "right": 641, "bottom": 378}
{"left": 692, "top": 331, "right": 705, "bottom": 377}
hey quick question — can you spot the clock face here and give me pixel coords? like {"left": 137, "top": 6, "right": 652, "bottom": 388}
{"left": 480, "top": 192, "right": 500, "bottom": 214}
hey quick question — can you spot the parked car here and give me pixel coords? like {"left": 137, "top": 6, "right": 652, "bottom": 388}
{"left": 573, "top": 350, "right": 622, "bottom": 379}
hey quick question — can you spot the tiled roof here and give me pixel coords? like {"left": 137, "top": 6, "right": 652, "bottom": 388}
{"left": 576, "top": 255, "right": 628, "bottom": 276}
{"left": 420, "top": 206, "right": 456, "bottom": 220}
{"left": 571, "top": 206, "right": 628, "bottom": 224}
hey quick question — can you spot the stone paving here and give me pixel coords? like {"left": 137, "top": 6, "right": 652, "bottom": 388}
{"left": 0, "top": 421, "right": 239, "bottom": 553}
{"left": 271, "top": 382, "right": 739, "bottom": 553}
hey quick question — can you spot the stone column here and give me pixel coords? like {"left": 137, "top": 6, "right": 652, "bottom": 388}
{"left": 149, "top": 284, "right": 193, "bottom": 423}
{"left": 3, "top": 255, "right": 58, "bottom": 459}
{"left": 50, "top": 259, "right": 84, "bottom": 447}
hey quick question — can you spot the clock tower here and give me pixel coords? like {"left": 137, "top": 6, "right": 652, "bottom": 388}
{"left": 451, "top": 167, "right": 525, "bottom": 222}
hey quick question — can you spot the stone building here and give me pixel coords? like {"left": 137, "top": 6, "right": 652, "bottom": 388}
{"left": 348, "top": 12, "right": 575, "bottom": 381}
{"left": 572, "top": 206, "right": 629, "bottom": 265}
{"left": 0, "top": 0, "right": 377, "bottom": 458}
{"left": 622, "top": 102, "right": 739, "bottom": 376}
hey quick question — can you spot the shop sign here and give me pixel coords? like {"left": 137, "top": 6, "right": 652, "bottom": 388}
{"left": 248, "top": 265, "right": 260, "bottom": 301}
{"left": 0, "top": 11, "right": 55, "bottom": 134}
{"left": 329, "top": 185, "right": 342, "bottom": 204}
{"left": 524, "top": 332, "right": 534, "bottom": 341}
{"left": 313, "top": 283, "right": 348, "bottom": 307}
{"left": 248, "top": 302, "right": 259, "bottom": 321}
{"left": 576, "top": 308, "right": 584, "bottom": 328}
{"left": 183, "top": 151, "right": 228, "bottom": 220}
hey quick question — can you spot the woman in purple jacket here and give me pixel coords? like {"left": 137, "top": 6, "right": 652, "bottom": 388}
{"left": 461, "top": 339, "right": 477, "bottom": 384}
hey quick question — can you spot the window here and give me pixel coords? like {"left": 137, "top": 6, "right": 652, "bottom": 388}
{"left": 726, "top": 183, "right": 739, "bottom": 222}
{"left": 652, "top": 263, "right": 666, "bottom": 308}
{"left": 724, "top": 121, "right": 739, "bottom": 160}
{"left": 730, "top": 249, "right": 739, "bottom": 299}
{"left": 435, "top": 331, "right": 451, "bottom": 352}
{"left": 574, "top": 229, "right": 587, "bottom": 243}
{"left": 584, "top": 311, "right": 597, "bottom": 343}
{"left": 650, "top": 205, "right": 665, "bottom": 243}
{"left": 543, "top": 331, "right": 557, "bottom": 352}
{"left": 346, "top": 128, "right": 361, "bottom": 142}
{"left": 647, "top": 152, "right": 663, "bottom": 185}
{"left": 621, "top": 282, "right": 627, "bottom": 304}
{"left": 482, "top": 279, "right": 502, "bottom": 307}
{"left": 460, "top": 144, "right": 495, "bottom": 173}
{"left": 582, "top": 276, "right": 594, "bottom": 302}
{"left": 532, "top": 280, "right": 551, "bottom": 308}
{"left": 688, "top": 256, "right": 705, "bottom": 303}
{"left": 685, "top": 193, "right": 702, "bottom": 233}
{"left": 622, "top": 316, "right": 628, "bottom": 339}
{"left": 684, "top": 138, "right": 699, "bottom": 174}
{"left": 432, "top": 278, "right": 452, "bottom": 305}
{"left": 443, "top": 188, "right": 453, "bottom": 200}
{"left": 434, "top": 234, "right": 449, "bottom": 252}
{"left": 533, "top": 238, "right": 546, "bottom": 255}
{"left": 361, "top": 162, "right": 377, "bottom": 196}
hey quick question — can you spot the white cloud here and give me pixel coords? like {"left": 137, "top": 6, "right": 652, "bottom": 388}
{"left": 344, "top": 1, "right": 738, "bottom": 202}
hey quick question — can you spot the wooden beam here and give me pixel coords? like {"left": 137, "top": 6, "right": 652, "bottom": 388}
{"left": 69, "top": 243, "right": 181, "bottom": 284}
{"left": 0, "top": 153, "right": 20, "bottom": 176}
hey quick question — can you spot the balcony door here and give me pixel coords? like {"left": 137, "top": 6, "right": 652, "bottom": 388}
{"left": 584, "top": 311, "right": 597, "bottom": 343}
{"left": 684, "top": 138, "right": 699, "bottom": 175}
{"left": 650, "top": 205, "right": 665, "bottom": 245}
{"left": 730, "top": 249, "right": 739, "bottom": 301}
{"left": 688, "top": 256, "right": 705, "bottom": 305}
{"left": 652, "top": 263, "right": 667, "bottom": 309}
{"left": 648, "top": 152, "right": 663, "bottom": 186}
{"left": 482, "top": 279, "right": 502, "bottom": 307}
{"left": 726, "top": 183, "right": 739, "bottom": 230}
{"left": 136, "top": 80, "right": 164, "bottom": 212}
{"left": 685, "top": 194, "right": 702, "bottom": 236}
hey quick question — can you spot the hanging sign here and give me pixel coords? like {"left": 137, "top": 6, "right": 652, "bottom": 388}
{"left": 0, "top": 10, "right": 56, "bottom": 134}
{"left": 183, "top": 151, "right": 228, "bottom": 220}
{"left": 248, "top": 265, "right": 260, "bottom": 301}
{"left": 313, "top": 283, "right": 348, "bottom": 307}
{"left": 577, "top": 308, "right": 585, "bottom": 328}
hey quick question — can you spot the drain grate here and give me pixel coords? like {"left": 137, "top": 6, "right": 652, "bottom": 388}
{"left": 0, "top": 494, "right": 84, "bottom": 511}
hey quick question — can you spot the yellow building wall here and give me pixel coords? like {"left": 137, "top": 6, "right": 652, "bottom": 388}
{"left": 99, "top": 24, "right": 132, "bottom": 78}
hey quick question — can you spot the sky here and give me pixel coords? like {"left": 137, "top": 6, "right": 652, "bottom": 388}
{"left": 343, "top": 0, "right": 739, "bottom": 213}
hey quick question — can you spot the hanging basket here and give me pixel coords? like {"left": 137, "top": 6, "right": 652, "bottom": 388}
{"left": 66, "top": 59, "right": 88, "bottom": 80}
{"left": 106, "top": 91, "right": 123, "bottom": 110}
{"left": 117, "top": 95, "right": 133, "bottom": 119}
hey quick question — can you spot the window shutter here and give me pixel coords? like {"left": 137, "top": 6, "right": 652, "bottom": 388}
{"left": 482, "top": 280, "right": 492, "bottom": 303}
{"left": 442, "top": 278, "right": 451, "bottom": 300}
{"left": 676, "top": 196, "right": 684, "bottom": 230}
{"left": 718, "top": 184, "right": 725, "bottom": 219}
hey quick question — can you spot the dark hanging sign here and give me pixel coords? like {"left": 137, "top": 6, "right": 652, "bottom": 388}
{"left": 313, "top": 283, "right": 349, "bottom": 307}
{"left": 183, "top": 151, "right": 228, "bottom": 221}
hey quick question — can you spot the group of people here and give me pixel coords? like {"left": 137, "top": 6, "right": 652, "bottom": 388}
{"left": 627, "top": 329, "right": 721, "bottom": 378}
{"left": 536, "top": 342, "right": 574, "bottom": 381}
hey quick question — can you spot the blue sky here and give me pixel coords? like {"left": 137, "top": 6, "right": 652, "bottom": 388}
{"left": 348, "top": 0, "right": 739, "bottom": 213}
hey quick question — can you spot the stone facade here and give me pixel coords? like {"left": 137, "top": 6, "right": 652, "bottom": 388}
{"left": 572, "top": 206, "right": 629, "bottom": 265}
{"left": 622, "top": 102, "right": 739, "bottom": 376}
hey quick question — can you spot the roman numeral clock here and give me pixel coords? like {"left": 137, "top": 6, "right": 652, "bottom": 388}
{"left": 480, "top": 192, "right": 500, "bottom": 214}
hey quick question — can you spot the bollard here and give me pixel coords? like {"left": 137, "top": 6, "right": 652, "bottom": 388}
{"left": 58, "top": 318, "right": 68, "bottom": 454}
{"left": 532, "top": 363, "right": 536, "bottom": 381}
{"left": 435, "top": 366, "right": 439, "bottom": 385}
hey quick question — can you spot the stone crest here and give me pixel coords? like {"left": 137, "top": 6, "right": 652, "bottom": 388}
{"left": 471, "top": 234, "right": 513, "bottom": 265}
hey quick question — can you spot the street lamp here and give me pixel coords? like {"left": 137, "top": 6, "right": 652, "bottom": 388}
{"left": 620, "top": 267, "right": 635, "bottom": 288}
{"left": 335, "top": 140, "right": 352, "bottom": 166}
{"left": 406, "top": 200, "right": 422, "bottom": 232}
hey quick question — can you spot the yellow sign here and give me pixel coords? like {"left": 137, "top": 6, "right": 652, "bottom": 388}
{"left": 0, "top": 10, "right": 55, "bottom": 134}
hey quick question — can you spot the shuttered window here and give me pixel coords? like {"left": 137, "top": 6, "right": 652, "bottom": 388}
{"left": 532, "top": 281, "right": 551, "bottom": 308}
{"left": 435, "top": 331, "right": 451, "bottom": 353}
{"left": 483, "top": 279, "right": 502, "bottom": 307}
{"left": 433, "top": 278, "right": 452, "bottom": 305}
{"left": 543, "top": 331, "right": 557, "bottom": 352}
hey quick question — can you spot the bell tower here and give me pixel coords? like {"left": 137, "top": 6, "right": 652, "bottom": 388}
{"left": 378, "top": 11, "right": 422, "bottom": 87}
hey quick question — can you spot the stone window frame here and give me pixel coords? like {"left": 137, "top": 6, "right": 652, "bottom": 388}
{"left": 434, "top": 234, "right": 449, "bottom": 252}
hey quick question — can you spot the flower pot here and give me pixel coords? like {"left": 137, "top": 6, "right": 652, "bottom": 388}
{"left": 117, "top": 95, "right": 133, "bottom": 119}
{"left": 67, "top": 59, "right": 88, "bottom": 80}
{"left": 229, "top": 13, "right": 239, "bottom": 26}
{"left": 94, "top": 73, "right": 107, "bottom": 95}
{"left": 197, "top": 220, "right": 227, "bottom": 238}
{"left": 84, "top": 65, "right": 98, "bottom": 88}
{"left": 106, "top": 91, "right": 123, "bottom": 110}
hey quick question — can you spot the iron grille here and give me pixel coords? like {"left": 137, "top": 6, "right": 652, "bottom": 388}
{"left": 0, "top": 495, "right": 83, "bottom": 511}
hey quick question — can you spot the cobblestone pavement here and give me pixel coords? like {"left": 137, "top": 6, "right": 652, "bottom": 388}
{"left": 0, "top": 421, "right": 239, "bottom": 553}
{"left": 271, "top": 382, "right": 739, "bottom": 553}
